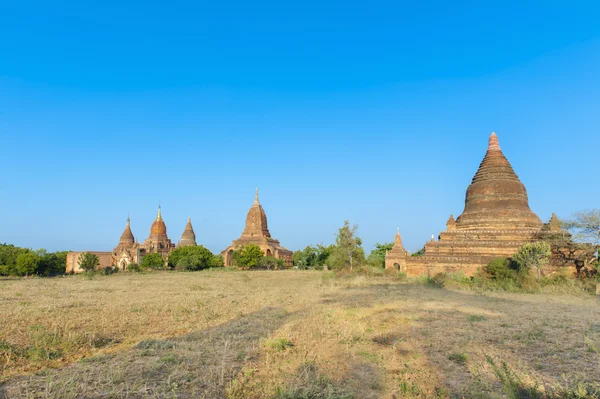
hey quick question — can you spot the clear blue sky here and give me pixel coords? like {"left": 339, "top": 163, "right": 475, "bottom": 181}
{"left": 1, "top": 1, "right": 599, "bottom": 254}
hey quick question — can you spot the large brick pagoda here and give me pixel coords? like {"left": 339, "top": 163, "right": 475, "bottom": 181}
{"left": 222, "top": 189, "right": 293, "bottom": 267}
{"left": 385, "top": 132, "right": 570, "bottom": 276}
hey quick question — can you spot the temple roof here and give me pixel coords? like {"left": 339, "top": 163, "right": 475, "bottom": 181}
{"left": 119, "top": 217, "right": 135, "bottom": 247}
{"left": 149, "top": 205, "right": 168, "bottom": 238}
{"left": 241, "top": 188, "right": 271, "bottom": 238}
{"left": 455, "top": 132, "right": 542, "bottom": 231}
{"left": 391, "top": 228, "right": 405, "bottom": 252}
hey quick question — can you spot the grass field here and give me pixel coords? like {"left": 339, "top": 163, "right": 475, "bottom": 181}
{"left": 1, "top": 270, "right": 599, "bottom": 398}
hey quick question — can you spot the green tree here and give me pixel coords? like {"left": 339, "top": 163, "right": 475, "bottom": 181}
{"left": 563, "top": 209, "right": 600, "bottom": 258}
{"left": 366, "top": 242, "right": 393, "bottom": 268}
{"left": 168, "top": 245, "right": 216, "bottom": 270}
{"left": 16, "top": 252, "right": 40, "bottom": 276}
{"left": 293, "top": 244, "right": 333, "bottom": 270}
{"left": 37, "top": 250, "right": 69, "bottom": 276}
{"left": 232, "top": 244, "right": 264, "bottom": 269}
{"left": 411, "top": 247, "right": 426, "bottom": 257}
{"left": 0, "top": 244, "right": 32, "bottom": 276}
{"left": 512, "top": 242, "right": 551, "bottom": 281}
{"left": 293, "top": 246, "right": 318, "bottom": 269}
{"left": 140, "top": 253, "right": 165, "bottom": 270}
{"left": 328, "top": 221, "right": 366, "bottom": 270}
{"left": 78, "top": 252, "right": 100, "bottom": 272}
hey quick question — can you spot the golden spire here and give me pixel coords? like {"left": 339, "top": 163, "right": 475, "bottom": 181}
{"left": 157, "top": 205, "right": 162, "bottom": 221}
{"left": 254, "top": 188, "right": 259, "bottom": 204}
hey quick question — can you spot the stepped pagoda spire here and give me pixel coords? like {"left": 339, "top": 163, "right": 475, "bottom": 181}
{"left": 179, "top": 217, "right": 197, "bottom": 247}
{"left": 118, "top": 216, "right": 135, "bottom": 248}
{"left": 455, "top": 132, "right": 542, "bottom": 230}
{"left": 242, "top": 188, "right": 271, "bottom": 238}
{"left": 390, "top": 227, "right": 407, "bottom": 253}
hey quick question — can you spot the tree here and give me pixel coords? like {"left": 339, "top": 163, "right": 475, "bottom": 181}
{"left": 258, "top": 256, "right": 284, "bottom": 270}
{"left": 0, "top": 244, "right": 32, "bottom": 276}
{"left": 140, "top": 253, "right": 165, "bottom": 270}
{"left": 411, "top": 247, "right": 426, "bottom": 257}
{"left": 328, "top": 221, "right": 366, "bottom": 270}
{"left": 563, "top": 209, "right": 600, "bottom": 258}
{"left": 168, "top": 245, "right": 216, "bottom": 271}
{"left": 232, "top": 244, "right": 264, "bottom": 269}
{"left": 37, "top": 250, "right": 69, "bottom": 276}
{"left": 512, "top": 242, "right": 551, "bottom": 281}
{"left": 293, "top": 246, "right": 318, "bottom": 269}
{"left": 78, "top": 252, "right": 100, "bottom": 272}
{"left": 367, "top": 242, "right": 393, "bottom": 268}
{"left": 293, "top": 244, "right": 333, "bottom": 270}
{"left": 16, "top": 252, "right": 40, "bottom": 276}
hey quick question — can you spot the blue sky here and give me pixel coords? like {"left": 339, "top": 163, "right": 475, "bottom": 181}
{"left": 1, "top": 1, "right": 599, "bottom": 254}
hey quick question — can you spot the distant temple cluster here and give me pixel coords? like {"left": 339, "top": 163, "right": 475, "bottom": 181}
{"left": 65, "top": 190, "right": 292, "bottom": 273}
{"left": 385, "top": 132, "right": 573, "bottom": 276}
{"left": 67, "top": 132, "right": 579, "bottom": 276}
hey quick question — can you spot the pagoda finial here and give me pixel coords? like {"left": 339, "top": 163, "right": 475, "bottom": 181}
{"left": 157, "top": 204, "right": 162, "bottom": 220}
{"left": 188, "top": 216, "right": 191, "bottom": 223}
{"left": 488, "top": 132, "right": 500, "bottom": 151}
{"left": 254, "top": 187, "right": 259, "bottom": 204}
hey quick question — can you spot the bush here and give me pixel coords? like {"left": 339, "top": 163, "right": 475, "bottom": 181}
{"left": 257, "top": 256, "right": 284, "bottom": 270}
{"left": 231, "top": 245, "right": 264, "bottom": 269}
{"left": 168, "top": 245, "right": 217, "bottom": 270}
{"left": 100, "top": 266, "right": 118, "bottom": 275}
{"left": 486, "top": 258, "right": 519, "bottom": 280}
{"left": 127, "top": 263, "right": 140, "bottom": 272}
{"left": 140, "top": 253, "right": 165, "bottom": 270}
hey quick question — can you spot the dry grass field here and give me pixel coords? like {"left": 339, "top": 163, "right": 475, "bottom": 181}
{"left": 1, "top": 270, "right": 599, "bottom": 398}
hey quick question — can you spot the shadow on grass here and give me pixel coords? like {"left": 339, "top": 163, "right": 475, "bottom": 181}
{"left": 325, "top": 281, "right": 600, "bottom": 397}
{"left": 0, "top": 307, "right": 292, "bottom": 399}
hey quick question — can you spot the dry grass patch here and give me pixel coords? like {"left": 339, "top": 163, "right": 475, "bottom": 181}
{"left": 1, "top": 271, "right": 599, "bottom": 398}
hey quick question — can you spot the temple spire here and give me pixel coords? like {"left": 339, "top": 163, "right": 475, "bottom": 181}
{"left": 488, "top": 132, "right": 500, "bottom": 151}
{"left": 157, "top": 205, "right": 162, "bottom": 221}
{"left": 394, "top": 228, "right": 403, "bottom": 245}
{"left": 254, "top": 188, "right": 259, "bottom": 204}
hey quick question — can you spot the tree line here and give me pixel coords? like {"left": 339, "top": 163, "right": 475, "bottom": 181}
{"left": 0, "top": 244, "right": 69, "bottom": 276}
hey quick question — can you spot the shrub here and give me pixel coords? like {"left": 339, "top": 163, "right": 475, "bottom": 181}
{"left": 231, "top": 245, "right": 264, "bottom": 269}
{"left": 512, "top": 242, "right": 551, "bottom": 281}
{"left": 140, "top": 253, "right": 165, "bottom": 270}
{"left": 100, "top": 266, "right": 118, "bottom": 275}
{"left": 168, "top": 245, "right": 217, "bottom": 270}
{"left": 486, "top": 258, "right": 519, "bottom": 280}
{"left": 127, "top": 263, "right": 140, "bottom": 272}
{"left": 257, "top": 256, "right": 284, "bottom": 270}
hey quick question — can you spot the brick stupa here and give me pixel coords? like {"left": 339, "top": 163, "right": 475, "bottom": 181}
{"left": 178, "top": 217, "right": 197, "bottom": 247}
{"left": 222, "top": 189, "right": 293, "bottom": 267}
{"left": 386, "top": 132, "right": 563, "bottom": 276}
